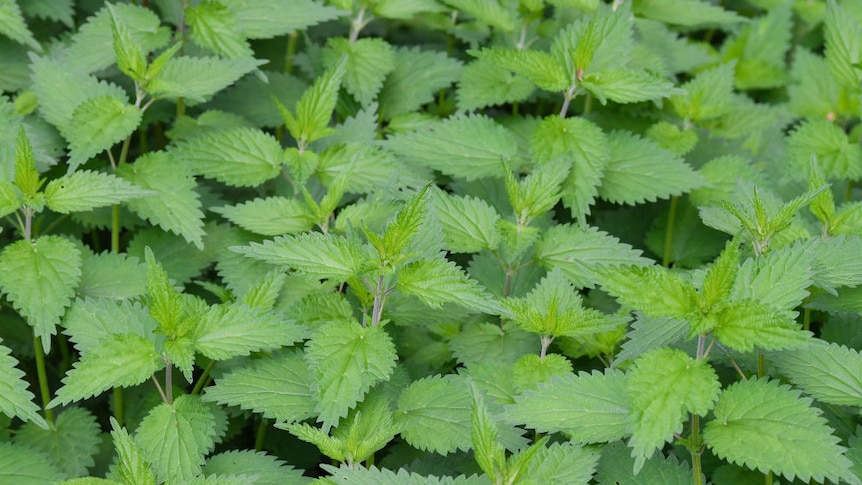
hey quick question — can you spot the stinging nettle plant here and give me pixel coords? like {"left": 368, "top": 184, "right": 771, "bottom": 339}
{"left": 1, "top": 0, "right": 862, "bottom": 484}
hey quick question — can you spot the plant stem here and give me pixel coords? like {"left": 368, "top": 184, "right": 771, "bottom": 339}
{"left": 191, "top": 359, "right": 217, "bottom": 395}
{"left": 285, "top": 31, "right": 299, "bottom": 74}
{"left": 691, "top": 413, "right": 703, "bottom": 485}
{"left": 165, "top": 362, "right": 174, "bottom": 404}
{"left": 113, "top": 387, "right": 124, "bottom": 427}
{"left": 559, "top": 86, "right": 577, "bottom": 118}
{"left": 33, "top": 335, "right": 54, "bottom": 424}
{"left": 662, "top": 196, "right": 679, "bottom": 268}
{"left": 151, "top": 374, "right": 168, "bottom": 403}
{"left": 371, "top": 275, "right": 387, "bottom": 326}
{"left": 254, "top": 417, "right": 268, "bottom": 451}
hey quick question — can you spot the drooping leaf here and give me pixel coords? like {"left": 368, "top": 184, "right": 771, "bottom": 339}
{"left": 0, "top": 442, "right": 63, "bottom": 485}
{"left": 397, "top": 257, "right": 503, "bottom": 315}
{"left": 202, "top": 350, "right": 316, "bottom": 424}
{"left": 44, "top": 170, "right": 152, "bottom": 214}
{"left": 395, "top": 374, "right": 472, "bottom": 454}
{"left": 506, "top": 369, "right": 629, "bottom": 444}
{"left": 0, "top": 342, "right": 46, "bottom": 429}
{"left": 117, "top": 151, "right": 206, "bottom": 249}
{"left": 305, "top": 320, "right": 397, "bottom": 429}
{"left": 385, "top": 114, "right": 518, "bottom": 181}
{"left": 626, "top": 347, "right": 720, "bottom": 472}
{"left": 535, "top": 224, "right": 652, "bottom": 289}
{"left": 171, "top": 127, "right": 283, "bottom": 187}
{"left": 146, "top": 56, "right": 265, "bottom": 103}
{"left": 14, "top": 407, "right": 100, "bottom": 478}
{"left": 704, "top": 377, "right": 856, "bottom": 485}
{"left": 64, "top": 95, "right": 142, "bottom": 172}
{"left": 135, "top": 394, "right": 217, "bottom": 484}
{"left": 233, "top": 232, "right": 373, "bottom": 281}
{"left": 49, "top": 333, "right": 162, "bottom": 408}
{"left": 0, "top": 236, "right": 81, "bottom": 349}
{"left": 378, "top": 46, "right": 462, "bottom": 118}
{"left": 598, "top": 131, "right": 705, "bottom": 205}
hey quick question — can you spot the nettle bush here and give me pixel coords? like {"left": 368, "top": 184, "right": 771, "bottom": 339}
{"left": 2, "top": 0, "right": 862, "bottom": 483}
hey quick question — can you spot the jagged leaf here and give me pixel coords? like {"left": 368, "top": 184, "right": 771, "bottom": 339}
{"left": 788, "top": 118, "right": 862, "bottom": 181}
{"left": 0, "top": 236, "right": 81, "bottom": 348}
{"left": 78, "top": 250, "right": 147, "bottom": 300}
{"left": 772, "top": 341, "right": 862, "bottom": 407}
{"left": 320, "top": 464, "right": 488, "bottom": 484}
{"left": 65, "top": 96, "right": 142, "bottom": 172}
{"left": 204, "top": 450, "right": 309, "bottom": 484}
{"left": 305, "top": 320, "right": 397, "bottom": 429}
{"left": 0, "top": 342, "right": 46, "bottom": 429}
{"left": 712, "top": 301, "right": 811, "bottom": 352}
{"left": 49, "top": 334, "right": 162, "bottom": 408}
{"left": 63, "top": 298, "right": 157, "bottom": 354}
{"left": 202, "top": 350, "right": 316, "bottom": 423}
{"left": 186, "top": 1, "right": 252, "bottom": 59}
{"left": 595, "top": 440, "right": 693, "bottom": 485}
{"left": 704, "top": 377, "right": 856, "bottom": 485}
{"left": 633, "top": 0, "right": 744, "bottom": 27}
{"left": 397, "top": 257, "right": 502, "bottom": 315}
{"left": 506, "top": 370, "right": 629, "bottom": 444}
{"left": 147, "top": 56, "right": 265, "bottom": 103}
{"left": 626, "top": 347, "right": 720, "bottom": 471}
{"left": 825, "top": 0, "right": 862, "bottom": 90}
{"left": 0, "top": 442, "right": 63, "bottom": 484}
{"left": 598, "top": 131, "right": 705, "bottom": 205}
{"left": 581, "top": 68, "right": 680, "bottom": 105}
{"left": 431, "top": 188, "right": 500, "bottom": 253}
{"left": 457, "top": 58, "right": 536, "bottom": 111}
{"left": 281, "top": 58, "right": 345, "bottom": 147}
{"left": 324, "top": 37, "right": 394, "bottom": 106}
{"left": 192, "top": 303, "right": 307, "bottom": 360}
{"left": 522, "top": 440, "right": 599, "bottom": 484}
{"left": 44, "top": 170, "right": 152, "bottom": 213}
{"left": 233, "top": 232, "right": 372, "bottom": 281}
{"left": 385, "top": 114, "right": 517, "bottom": 180}
{"left": 469, "top": 48, "right": 567, "bottom": 92}
{"left": 378, "top": 46, "right": 462, "bottom": 118}
{"left": 222, "top": 0, "right": 343, "bottom": 38}
{"left": 15, "top": 407, "right": 100, "bottom": 478}
{"left": 117, "top": 151, "right": 206, "bottom": 249}
{"left": 729, "top": 243, "right": 813, "bottom": 311}
{"left": 810, "top": 235, "right": 862, "bottom": 291}
{"left": 171, "top": 128, "right": 283, "bottom": 187}
{"left": 671, "top": 62, "right": 736, "bottom": 122}
{"left": 535, "top": 224, "right": 652, "bottom": 289}
{"left": 395, "top": 374, "right": 472, "bottom": 454}
{"left": 135, "top": 394, "right": 217, "bottom": 484}
{"left": 600, "top": 265, "right": 697, "bottom": 318}
{"left": 110, "top": 417, "right": 157, "bottom": 485}
{"left": 212, "top": 196, "right": 314, "bottom": 236}
{"left": 0, "top": 0, "right": 39, "bottom": 51}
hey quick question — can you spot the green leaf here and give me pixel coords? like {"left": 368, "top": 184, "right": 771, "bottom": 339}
{"left": 443, "top": 0, "right": 514, "bottom": 31}
{"left": 505, "top": 269, "right": 618, "bottom": 338}
{"left": 614, "top": 315, "right": 689, "bottom": 365}
{"left": 551, "top": 4, "right": 634, "bottom": 77}
{"left": 581, "top": 68, "right": 681, "bottom": 105}
{"left": 671, "top": 62, "right": 736, "bottom": 122}
{"left": 117, "top": 152, "right": 206, "bottom": 249}
{"left": 507, "top": 157, "right": 571, "bottom": 224}
{"left": 202, "top": 350, "right": 315, "bottom": 423}
{"left": 147, "top": 56, "right": 265, "bottom": 103}
{"left": 78, "top": 250, "right": 147, "bottom": 300}
{"left": 324, "top": 37, "right": 395, "bottom": 106}
{"left": 49, "top": 333, "right": 162, "bottom": 408}
{"left": 432, "top": 188, "right": 501, "bottom": 253}
{"left": 63, "top": 298, "right": 157, "bottom": 354}
{"left": 772, "top": 341, "right": 862, "bottom": 407}
{"left": 457, "top": 58, "right": 536, "bottom": 112}
{"left": 14, "top": 125, "right": 41, "bottom": 199}
{"left": 320, "top": 464, "right": 488, "bottom": 485}
{"left": 135, "top": 394, "right": 217, "bottom": 484}
{"left": 395, "top": 374, "right": 472, "bottom": 454}
{"left": 212, "top": 196, "right": 314, "bottom": 236}
{"left": 192, "top": 303, "right": 307, "bottom": 360}
{"left": 0, "top": 236, "right": 81, "bottom": 349}
{"left": 186, "top": 1, "right": 252, "bottom": 59}
{"left": 712, "top": 301, "right": 811, "bottom": 353}
{"left": 470, "top": 385, "right": 505, "bottom": 480}
{"left": 15, "top": 407, "right": 100, "bottom": 478}
{"left": 530, "top": 116, "right": 609, "bottom": 221}
{"left": 65, "top": 95, "right": 142, "bottom": 173}
{"left": 386, "top": 114, "right": 517, "bottom": 181}
{"left": 825, "top": 0, "right": 862, "bottom": 90}
{"left": 376, "top": 185, "right": 431, "bottom": 265}
{"left": 282, "top": 58, "right": 346, "bottom": 147}
{"left": 397, "top": 257, "right": 502, "bottom": 315}
{"left": 144, "top": 247, "right": 186, "bottom": 333}
{"left": 0, "top": 342, "right": 46, "bottom": 429}
{"left": 0, "top": 180, "right": 20, "bottom": 218}
{"left": 305, "top": 320, "right": 397, "bottom": 429}
{"left": 632, "top": 0, "right": 744, "bottom": 27}
{"left": 378, "top": 46, "right": 462, "bottom": 118}
{"left": 626, "top": 347, "right": 720, "bottom": 471}
{"left": 208, "top": 71, "right": 307, "bottom": 128}
{"left": 221, "top": 0, "right": 343, "bottom": 39}
{"left": 598, "top": 131, "right": 704, "bottom": 205}
{"left": 788, "top": 48, "right": 849, "bottom": 119}
{"left": 469, "top": 48, "right": 567, "bottom": 92}
{"left": 729, "top": 243, "right": 813, "bottom": 311}
{"left": 317, "top": 143, "right": 427, "bottom": 194}
{"left": 204, "top": 450, "right": 310, "bottom": 485}
{"left": 505, "top": 369, "right": 629, "bottom": 444}
{"left": 704, "top": 377, "right": 855, "bottom": 485}
{"left": 110, "top": 417, "right": 157, "bottom": 485}
{"left": 171, "top": 128, "right": 283, "bottom": 187}
{"left": 788, "top": 118, "right": 862, "bottom": 181}
{"left": 522, "top": 440, "right": 599, "bottom": 484}
{"left": 535, "top": 224, "right": 652, "bottom": 289}
{"left": 721, "top": 6, "right": 791, "bottom": 90}
{"left": 44, "top": 170, "right": 152, "bottom": 214}
{"left": 595, "top": 440, "right": 693, "bottom": 485}
{"left": 0, "top": 442, "right": 63, "bottom": 484}
{"left": 108, "top": 3, "right": 147, "bottom": 81}
{"left": 810, "top": 235, "right": 862, "bottom": 291}
{"left": 0, "top": 0, "right": 40, "bottom": 51}
{"left": 233, "top": 232, "right": 372, "bottom": 281}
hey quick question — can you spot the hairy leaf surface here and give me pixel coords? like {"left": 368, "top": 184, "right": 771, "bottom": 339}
{"left": 0, "top": 342, "right": 46, "bottom": 429}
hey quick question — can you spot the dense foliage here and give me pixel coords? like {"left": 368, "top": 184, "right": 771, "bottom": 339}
{"left": 1, "top": 0, "right": 862, "bottom": 483}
